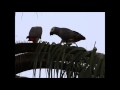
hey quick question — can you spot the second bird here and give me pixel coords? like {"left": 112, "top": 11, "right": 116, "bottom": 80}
{"left": 26, "top": 26, "right": 42, "bottom": 43}
{"left": 50, "top": 27, "right": 86, "bottom": 46}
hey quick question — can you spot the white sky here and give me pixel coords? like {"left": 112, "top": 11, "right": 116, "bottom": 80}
{"left": 15, "top": 12, "right": 105, "bottom": 78}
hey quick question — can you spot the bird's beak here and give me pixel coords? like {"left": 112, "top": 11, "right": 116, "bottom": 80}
{"left": 26, "top": 36, "right": 29, "bottom": 39}
{"left": 50, "top": 27, "right": 55, "bottom": 35}
{"left": 50, "top": 32, "right": 53, "bottom": 35}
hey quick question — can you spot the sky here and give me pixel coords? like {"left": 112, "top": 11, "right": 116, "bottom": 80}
{"left": 15, "top": 12, "right": 105, "bottom": 78}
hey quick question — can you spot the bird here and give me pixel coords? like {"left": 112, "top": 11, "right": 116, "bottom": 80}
{"left": 50, "top": 27, "right": 86, "bottom": 46}
{"left": 26, "top": 26, "right": 42, "bottom": 43}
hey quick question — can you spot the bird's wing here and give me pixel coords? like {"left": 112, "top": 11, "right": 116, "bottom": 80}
{"left": 59, "top": 28, "right": 75, "bottom": 40}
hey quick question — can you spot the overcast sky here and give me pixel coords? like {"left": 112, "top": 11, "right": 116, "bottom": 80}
{"left": 15, "top": 12, "right": 105, "bottom": 78}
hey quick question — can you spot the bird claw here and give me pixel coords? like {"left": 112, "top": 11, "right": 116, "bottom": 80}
{"left": 58, "top": 42, "right": 62, "bottom": 45}
{"left": 42, "top": 41, "right": 48, "bottom": 44}
{"left": 52, "top": 42, "right": 56, "bottom": 45}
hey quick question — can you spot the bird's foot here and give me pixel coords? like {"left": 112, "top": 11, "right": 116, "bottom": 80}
{"left": 52, "top": 42, "right": 56, "bottom": 45}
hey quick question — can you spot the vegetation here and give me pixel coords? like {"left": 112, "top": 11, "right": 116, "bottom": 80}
{"left": 15, "top": 42, "right": 105, "bottom": 78}
{"left": 15, "top": 12, "right": 105, "bottom": 78}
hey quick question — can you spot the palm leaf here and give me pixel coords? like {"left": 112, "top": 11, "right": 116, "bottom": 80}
{"left": 15, "top": 42, "right": 105, "bottom": 78}
{"left": 33, "top": 42, "right": 45, "bottom": 78}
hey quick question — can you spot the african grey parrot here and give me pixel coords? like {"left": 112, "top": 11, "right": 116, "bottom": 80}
{"left": 50, "top": 27, "right": 86, "bottom": 46}
{"left": 26, "top": 26, "right": 42, "bottom": 43}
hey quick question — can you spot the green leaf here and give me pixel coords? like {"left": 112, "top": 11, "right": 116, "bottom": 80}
{"left": 60, "top": 44, "right": 67, "bottom": 78}
{"left": 100, "top": 59, "right": 105, "bottom": 78}
{"left": 33, "top": 43, "right": 45, "bottom": 77}
{"left": 39, "top": 43, "right": 49, "bottom": 78}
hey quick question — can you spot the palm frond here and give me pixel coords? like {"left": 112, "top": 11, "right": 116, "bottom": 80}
{"left": 15, "top": 42, "right": 105, "bottom": 78}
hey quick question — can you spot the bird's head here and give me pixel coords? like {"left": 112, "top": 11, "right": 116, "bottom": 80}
{"left": 50, "top": 27, "right": 56, "bottom": 35}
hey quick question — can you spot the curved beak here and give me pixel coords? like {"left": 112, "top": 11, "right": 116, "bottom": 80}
{"left": 50, "top": 32, "right": 53, "bottom": 36}
{"left": 26, "top": 36, "right": 29, "bottom": 39}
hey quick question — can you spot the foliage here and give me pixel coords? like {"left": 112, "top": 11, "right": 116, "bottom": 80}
{"left": 15, "top": 12, "right": 105, "bottom": 78}
{"left": 15, "top": 42, "right": 105, "bottom": 78}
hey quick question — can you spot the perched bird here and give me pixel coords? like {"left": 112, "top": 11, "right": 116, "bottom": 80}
{"left": 50, "top": 27, "right": 86, "bottom": 46}
{"left": 26, "top": 26, "right": 42, "bottom": 43}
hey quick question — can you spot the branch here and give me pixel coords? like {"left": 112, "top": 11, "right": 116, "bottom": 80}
{"left": 15, "top": 52, "right": 68, "bottom": 74}
{"left": 15, "top": 43, "right": 86, "bottom": 54}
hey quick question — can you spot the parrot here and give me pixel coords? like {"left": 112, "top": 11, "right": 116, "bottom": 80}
{"left": 26, "top": 26, "right": 42, "bottom": 43}
{"left": 50, "top": 27, "right": 86, "bottom": 46}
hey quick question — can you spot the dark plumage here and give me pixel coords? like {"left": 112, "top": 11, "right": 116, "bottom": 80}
{"left": 50, "top": 27, "right": 86, "bottom": 46}
{"left": 26, "top": 26, "right": 42, "bottom": 43}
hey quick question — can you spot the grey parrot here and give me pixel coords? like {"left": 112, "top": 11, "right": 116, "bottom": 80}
{"left": 26, "top": 26, "right": 42, "bottom": 43}
{"left": 50, "top": 27, "right": 86, "bottom": 46}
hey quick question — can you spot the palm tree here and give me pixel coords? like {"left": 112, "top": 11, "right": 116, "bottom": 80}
{"left": 15, "top": 12, "right": 105, "bottom": 78}
{"left": 15, "top": 42, "right": 105, "bottom": 78}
